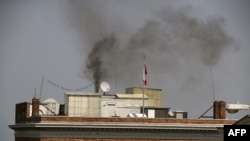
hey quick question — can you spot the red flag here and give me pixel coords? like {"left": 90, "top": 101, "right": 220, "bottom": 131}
{"left": 143, "top": 63, "right": 147, "bottom": 85}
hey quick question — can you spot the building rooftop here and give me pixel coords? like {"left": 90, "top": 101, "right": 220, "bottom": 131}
{"left": 126, "top": 87, "right": 162, "bottom": 91}
{"left": 9, "top": 87, "right": 244, "bottom": 141}
{"left": 65, "top": 91, "right": 101, "bottom": 96}
{"left": 9, "top": 116, "right": 236, "bottom": 140}
{"left": 233, "top": 114, "right": 250, "bottom": 125}
{"left": 23, "top": 116, "right": 236, "bottom": 125}
{"left": 116, "top": 93, "right": 148, "bottom": 99}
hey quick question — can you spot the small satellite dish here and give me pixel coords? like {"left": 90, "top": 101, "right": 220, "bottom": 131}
{"left": 168, "top": 110, "right": 174, "bottom": 117}
{"left": 100, "top": 81, "right": 110, "bottom": 93}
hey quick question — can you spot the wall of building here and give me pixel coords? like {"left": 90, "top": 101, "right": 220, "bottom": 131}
{"left": 64, "top": 92, "right": 101, "bottom": 117}
{"left": 11, "top": 116, "right": 236, "bottom": 141}
{"left": 101, "top": 98, "right": 123, "bottom": 117}
{"left": 101, "top": 97, "right": 143, "bottom": 117}
{"left": 121, "top": 99, "right": 148, "bottom": 107}
{"left": 64, "top": 92, "right": 149, "bottom": 118}
{"left": 13, "top": 124, "right": 221, "bottom": 141}
{"left": 15, "top": 102, "right": 31, "bottom": 124}
{"left": 126, "top": 87, "right": 162, "bottom": 107}
{"left": 13, "top": 123, "right": 222, "bottom": 141}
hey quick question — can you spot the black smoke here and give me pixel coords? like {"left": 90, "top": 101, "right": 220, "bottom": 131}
{"left": 66, "top": 1, "right": 235, "bottom": 93}
{"left": 86, "top": 35, "right": 117, "bottom": 92}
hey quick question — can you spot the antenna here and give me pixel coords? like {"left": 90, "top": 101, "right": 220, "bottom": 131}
{"left": 100, "top": 81, "right": 110, "bottom": 95}
{"left": 115, "top": 72, "right": 117, "bottom": 93}
{"left": 39, "top": 76, "right": 44, "bottom": 99}
{"left": 34, "top": 88, "right": 37, "bottom": 97}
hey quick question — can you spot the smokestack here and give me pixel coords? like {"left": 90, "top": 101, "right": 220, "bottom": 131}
{"left": 94, "top": 76, "right": 100, "bottom": 93}
{"left": 32, "top": 96, "right": 40, "bottom": 117}
{"left": 213, "top": 101, "right": 226, "bottom": 119}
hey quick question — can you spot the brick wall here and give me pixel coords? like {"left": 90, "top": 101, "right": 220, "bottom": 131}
{"left": 213, "top": 101, "right": 226, "bottom": 119}
{"left": 32, "top": 96, "right": 40, "bottom": 117}
{"left": 26, "top": 116, "right": 236, "bottom": 125}
{"left": 16, "top": 137, "right": 40, "bottom": 141}
{"left": 15, "top": 102, "right": 31, "bottom": 123}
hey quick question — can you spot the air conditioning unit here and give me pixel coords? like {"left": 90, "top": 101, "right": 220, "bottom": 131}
{"left": 127, "top": 113, "right": 147, "bottom": 118}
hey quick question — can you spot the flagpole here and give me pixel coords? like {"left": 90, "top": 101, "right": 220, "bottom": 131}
{"left": 142, "top": 55, "right": 145, "bottom": 117}
{"left": 143, "top": 79, "right": 145, "bottom": 117}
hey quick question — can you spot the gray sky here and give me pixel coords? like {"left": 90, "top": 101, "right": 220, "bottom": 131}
{"left": 0, "top": 0, "right": 249, "bottom": 140}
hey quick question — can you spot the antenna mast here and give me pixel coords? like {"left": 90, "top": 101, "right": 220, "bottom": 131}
{"left": 142, "top": 55, "right": 146, "bottom": 117}
{"left": 115, "top": 72, "right": 117, "bottom": 94}
{"left": 39, "top": 76, "right": 44, "bottom": 99}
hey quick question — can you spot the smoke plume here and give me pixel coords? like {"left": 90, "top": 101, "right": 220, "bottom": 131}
{"left": 66, "top": 1, "right": 235, "bottom": 93}
{"left": 86, "top": 35, "right": 117, "bottom": 92}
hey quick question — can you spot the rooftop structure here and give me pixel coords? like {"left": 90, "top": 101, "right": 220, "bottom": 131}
{"left": 9, "top": 87, "right": 243, "bottom": 141}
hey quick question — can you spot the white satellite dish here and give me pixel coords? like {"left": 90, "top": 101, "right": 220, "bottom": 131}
{"left": 100, "top": 81, "right": 110, "bottom": 93}
{"left": 168, "top": 110, "right": 174, "bottom": 117}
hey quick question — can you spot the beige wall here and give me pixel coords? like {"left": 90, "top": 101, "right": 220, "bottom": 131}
{"left": 64, "top": 93, "right": 101, "bottom": 117}
{"left": 126, "top": 87, "right": 162, "bottom": 107}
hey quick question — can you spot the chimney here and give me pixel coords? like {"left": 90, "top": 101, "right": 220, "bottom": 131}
{"left": 32, "top": 96, "right": 40, "bottom": 117}
{"left": 213, "top": 101, "right": 226, "bottom": 119}
{"left": 15, "top": 102, "right": 31, "bottom": 124}
{"left": 219, "top": 101, "right": 226, "bottom": 119}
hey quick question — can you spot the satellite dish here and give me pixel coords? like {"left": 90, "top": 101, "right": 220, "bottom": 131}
{"left": 168, "top": 110, "right": 174, "bottom": 117}
{"left": 100, "top": 81, "right": 110, "bottom": 93}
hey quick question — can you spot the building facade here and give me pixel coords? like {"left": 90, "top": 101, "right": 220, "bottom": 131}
{"left": 9, "top": 87, "right": 240, "bottom": 141}
{"left": 10, "top": 116, "right": 235, "bottom": 141}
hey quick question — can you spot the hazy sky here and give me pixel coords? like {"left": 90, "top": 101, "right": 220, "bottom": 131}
{"left": 1, "top": 0, "right": 249, "bottom": 140}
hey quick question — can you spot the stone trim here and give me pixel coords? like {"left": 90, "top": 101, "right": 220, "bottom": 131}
{"left": 10, "top": 122, "right": 221, "bottom": 140}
